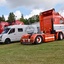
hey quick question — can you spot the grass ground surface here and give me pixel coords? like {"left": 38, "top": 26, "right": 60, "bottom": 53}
{"left": 0, "top": 40, "right": 64, "bottom": 64}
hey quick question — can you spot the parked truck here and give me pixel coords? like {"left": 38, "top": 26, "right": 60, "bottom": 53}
{"left": 20, "top": 9, "right": 64, "bottom": 44}
{"left": 0, "top": 25, "right": 27, "bottom": 44}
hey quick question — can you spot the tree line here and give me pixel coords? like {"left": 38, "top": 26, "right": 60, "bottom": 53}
{"left": 0, "top": 12, "right": 39, "bottom": 24}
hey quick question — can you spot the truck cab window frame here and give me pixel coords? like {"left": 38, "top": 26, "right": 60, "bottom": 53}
{"left": 18, "top": 28, "right": 23, "bottom": 32}
{"left": 8, "top": 28, "right": 15, "bottom": 34}
{"left": 60, "top": 19, "right": 64, "bottom": 24}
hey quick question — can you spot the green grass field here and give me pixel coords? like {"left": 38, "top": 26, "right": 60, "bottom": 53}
{"left": 0, "top": 40, "right": 64, "bottom": 64}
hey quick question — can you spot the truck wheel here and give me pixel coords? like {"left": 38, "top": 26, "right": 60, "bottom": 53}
{"left": 58, "top": 32, "right": 63, "bottom": 40}
{"left": 34, "top": 35, "right": 43, "bottom": 44}
{"left": 5, "top": 38, "right": 11, "bottom": 44}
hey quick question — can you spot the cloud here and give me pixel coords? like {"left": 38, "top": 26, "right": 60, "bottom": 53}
{"left": 4, "top": 0, "right": 64, "bottom": 20}
{"left": 0, "top": 0, "right": 6, "bottom": 6}
{"left": 3, "top": 0, "right": 64, "bottom": 20}
{"left": 6, "top": 0, "right": 64, "bottom": 9}
{"left": 4, "top": 10, "right": 21, "bottom": 20}
{"left": 24, "top": 9, "right": 44, "bottom": 19}
{"left": 14, "top": 10, "right": 21, "bottom": 20}
{"left": 59, "top": 10, "right": 64, "bottom": 17}
{"left": 4, "top": 15, "right": 8, "bottom": 20}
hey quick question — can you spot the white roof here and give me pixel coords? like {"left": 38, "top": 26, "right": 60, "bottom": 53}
{"left": 7, "top": 25, "right": 28, "bottom": 28}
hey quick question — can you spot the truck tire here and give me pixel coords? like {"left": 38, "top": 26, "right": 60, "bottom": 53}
{"left": 5, "top": 38, "right": 11, "bottom": 44}
{"left": 34, "top": 35, "right": 43, "bottom": 44}
{"left": 58, "top": 32, "right": 63, "bottom": 40}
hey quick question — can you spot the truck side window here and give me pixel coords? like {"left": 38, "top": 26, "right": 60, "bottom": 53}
{"left": 9, "top": 28, "right": 15, "bottom": 34}
{"left": 60, "top": 19, "right": 64, "bottom": 24}
{"left": 18, "top": 28, "right": 23, "bottom": 32}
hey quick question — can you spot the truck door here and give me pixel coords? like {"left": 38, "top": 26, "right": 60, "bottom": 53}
{"left": 8, "top": 28, "right": 16, "bottom": 41}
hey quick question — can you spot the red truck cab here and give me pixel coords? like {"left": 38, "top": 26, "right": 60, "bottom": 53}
{"left": 20, "top": 9, "right": 64, "bottom": 44}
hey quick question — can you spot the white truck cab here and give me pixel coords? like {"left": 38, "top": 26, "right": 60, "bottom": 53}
{"left": 0, "top": 25, "right": 28, "bottom": 44}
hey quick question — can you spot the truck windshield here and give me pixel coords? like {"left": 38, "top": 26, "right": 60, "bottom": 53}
{"left": 2, "top": 28, "right": 10, "bottom": 34}
{"left": 25, "top": 26, "right": 35, "bottom": 34}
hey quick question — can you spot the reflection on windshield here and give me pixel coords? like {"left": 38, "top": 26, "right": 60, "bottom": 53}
{"left": 25, "top": 25, "right": 35, "bottom": 34}
{"left": 2, "top": 28, "right": 10, "bottom": 34}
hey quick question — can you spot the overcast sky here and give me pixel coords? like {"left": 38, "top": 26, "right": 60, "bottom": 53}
{"left": 0, "top": 0, "right": 64, "bottom": 20}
